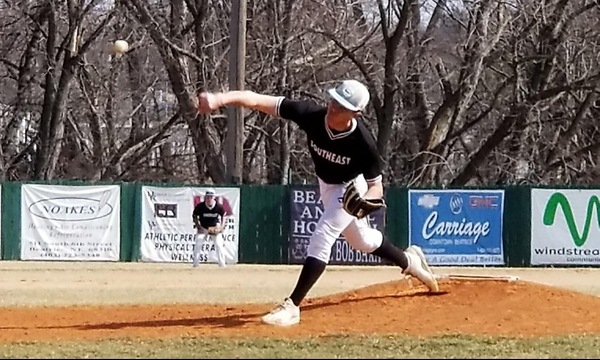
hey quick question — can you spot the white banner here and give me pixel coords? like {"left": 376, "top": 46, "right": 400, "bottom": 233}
{"left": 140, "top": 186, "right": 240, "bottom": 264}
{"left": 21, "top": 184, "right": 121, "bottom": 261}
{"left": 531, "top": 189, "right": 600, "bottom": 265}
{"left": 0, "top": 185, "right": 2, "bottom": 258}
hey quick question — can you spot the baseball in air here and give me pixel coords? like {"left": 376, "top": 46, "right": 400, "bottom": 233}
{"left": 113, "top": 40, "right": 129, "bottom": 55}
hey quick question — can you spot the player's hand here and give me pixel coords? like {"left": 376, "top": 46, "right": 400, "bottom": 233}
{"left": 197, "top": 92, "right": 222, "bottom": 113}
{"left": 207, "top": 226, "right": 222, "bottom": 235}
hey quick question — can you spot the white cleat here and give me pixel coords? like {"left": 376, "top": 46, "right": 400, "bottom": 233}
{"left": 261, "top": 298, "right": 300, "bottom": 326}
{"left": 404, "top": 245, "right": 440, "bottom": 293}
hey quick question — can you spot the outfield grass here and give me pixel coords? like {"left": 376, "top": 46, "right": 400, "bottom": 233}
{"left": 0, "top": 335, "right": 599, "bottom": 359}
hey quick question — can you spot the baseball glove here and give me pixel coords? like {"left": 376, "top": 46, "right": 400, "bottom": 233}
{"left": 207, "top": 226, "right": 221, "bottom": 235}
{"left": 342, "top": 182, "right": 386, "bottom": 219}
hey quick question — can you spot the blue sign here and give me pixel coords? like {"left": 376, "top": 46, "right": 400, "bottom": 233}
{"left": 408, "top": 189, "right": 505, "bottom": 265}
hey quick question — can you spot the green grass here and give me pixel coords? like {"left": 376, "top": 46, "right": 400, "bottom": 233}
{"left": 0, "top": 335, "right": 599, "bottom": 359}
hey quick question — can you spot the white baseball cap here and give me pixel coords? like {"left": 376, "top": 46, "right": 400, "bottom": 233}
{"left": 327, "top": 80, "right": 370, "bottom": 112}
{"left": 205, "top": 188, "right": 216, "bottom": 196}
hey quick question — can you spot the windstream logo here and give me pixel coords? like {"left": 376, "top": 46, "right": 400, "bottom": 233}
{"left": 543, "top": 193, "right": 600, "bottom": 247}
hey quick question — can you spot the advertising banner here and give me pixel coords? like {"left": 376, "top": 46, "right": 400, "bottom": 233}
{"left": 531, "top": 189, "right": 600, "bottom": 265}
{"left": 0, "top": 185, "right": 2, "bottom": 258}
{"left": 21, "top": 184, "right": 121, "bottom": 261}
{"left": 408, "top": 189, "right": 505, "bottom": 265}
{"left": 140, "top": 186, "right": 240, "bottom": 264}
{"left": 288, "top": 186, "right": 386, "bottom": 265}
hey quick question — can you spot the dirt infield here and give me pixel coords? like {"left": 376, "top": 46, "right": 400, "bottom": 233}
{"left": 0, "top": 262, "right": 599, "bottom": 342}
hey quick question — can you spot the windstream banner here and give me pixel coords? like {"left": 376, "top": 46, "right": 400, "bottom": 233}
{"left": 140, "top": 186, "right": 240, "bottom": 264}
{"left": 409, "top": 189, "right": 505, "bottom": 265}
{"left": 21, "top": 184, "right": 120, "bottom": 261}
{"left": 288, "top": 186, "right": 386, "bottom": 265}
{"left": 531, "top": 189, "right": 600, "bottom": 265}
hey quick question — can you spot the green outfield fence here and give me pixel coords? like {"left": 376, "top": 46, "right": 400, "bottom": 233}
{"left": 1, "top": 182, "right": 534, "bottom": 266}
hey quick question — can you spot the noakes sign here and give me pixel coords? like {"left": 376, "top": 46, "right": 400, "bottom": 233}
{"left": 28, "top": 197, "right": 114, "bottom": 221}
{"left": 21, "top": 184, "right": 121, "bottom": 261}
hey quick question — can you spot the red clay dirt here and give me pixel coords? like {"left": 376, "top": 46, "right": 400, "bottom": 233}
{"left": 0, "top": 278, "right": 599, "bottom": 342}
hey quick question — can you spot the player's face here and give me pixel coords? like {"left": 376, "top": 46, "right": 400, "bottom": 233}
{"left": 327, "top": 99, "right": 359, "bottom": 126}
{"left": 205, "top": 194, "right": 215, "bottom": 206}
{"left": 328, "top": 99, "right": 347, "bottom": 114}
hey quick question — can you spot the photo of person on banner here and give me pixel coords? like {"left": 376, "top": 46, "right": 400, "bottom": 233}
{"left": 192, "top": 188, "right": 227, "bottom": 268}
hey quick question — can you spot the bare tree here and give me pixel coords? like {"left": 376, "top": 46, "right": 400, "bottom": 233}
{"left": 122, "top": 0, "right": 227, "bottom": 184}
{"left": 2, "top": 0, "right": 599, "bottom": 186}
{"left": 33, "top": 0, "right": 117, "bottom": 179}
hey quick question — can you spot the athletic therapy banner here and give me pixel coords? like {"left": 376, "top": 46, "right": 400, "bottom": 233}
{"left": 139, "top": 186, "right": 240, "bottom": 264}
{"left": 288, "top": 186, "right": 386, "bottom": 265}
{"left": 408, "top": 189, "right": 505, "bottom": 265}
{"left": 531, "top": 189, "right": 600, "bottom": 265}
{"left": 21, "top": 184, "right": 121, "bottom": 261}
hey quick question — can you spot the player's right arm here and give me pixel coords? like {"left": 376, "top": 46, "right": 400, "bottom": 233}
{"left": 197, "top": 92, "right": 323, "bottom": 128}
{"left": 197, "top": 91, "right": 281, "bottom": 117}
{"left": 192, "top": 205, "right": 202, "bottom": 230}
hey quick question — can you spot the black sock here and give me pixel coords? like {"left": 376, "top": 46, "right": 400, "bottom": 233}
{"left": 289, "top": 256, "right": 327, "bottom": 306}
{"left": 371, "top": 239, "right": 409, "bottom": 270}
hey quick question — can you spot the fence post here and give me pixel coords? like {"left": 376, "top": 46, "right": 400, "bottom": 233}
{"left": 239, "top": 185, "right": 288, "bottom": 264}
{"left": 385, "top": 186, "right": 408, "bottom": 248}
{"left": 504, "top": 186, "right": 531, "bottom": 267}
{"left": 1, "top": 182, "right": 21, "bottom": 260}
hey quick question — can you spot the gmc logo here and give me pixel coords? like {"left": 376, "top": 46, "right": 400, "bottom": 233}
{"left": 469, "top": 195, "right": 499, "bottom": 209}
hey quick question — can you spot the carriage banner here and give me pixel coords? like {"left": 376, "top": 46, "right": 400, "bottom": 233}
{"left": 408, "top": 189, "right": 505, "bottom": 266}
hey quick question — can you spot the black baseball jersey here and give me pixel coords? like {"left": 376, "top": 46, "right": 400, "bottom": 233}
{"left": 277, "top": 98, "right": 383, "bottom": 184}
{"left": 192, "top": 202, "right": 225, "bottom": 229}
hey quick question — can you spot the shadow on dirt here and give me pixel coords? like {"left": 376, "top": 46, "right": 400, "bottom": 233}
{"left": 302, "top": 290, "right": 449, "bottom": 311}
{"left": 0, "top": 290, "right": 449, "bottom": 331}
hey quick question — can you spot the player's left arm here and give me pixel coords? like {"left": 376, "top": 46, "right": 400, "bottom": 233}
{"left": 211, "top": 204, "right": 227, "bottom": 233}
{"left": 364, "top": 177, "right": 383, "bottom": 200}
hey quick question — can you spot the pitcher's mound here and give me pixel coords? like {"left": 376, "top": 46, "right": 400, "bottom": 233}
{"left": 0, "top": 277, "right": 599, "bottom": 342}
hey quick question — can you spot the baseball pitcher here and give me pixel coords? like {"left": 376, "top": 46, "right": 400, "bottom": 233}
{"left": 196, "top": 79, "right": 439, "bottom": 327}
